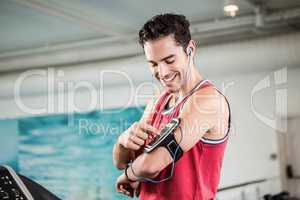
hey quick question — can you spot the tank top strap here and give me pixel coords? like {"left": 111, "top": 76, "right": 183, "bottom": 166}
{"left": 171, "top": 79, "right": 213, "bottom": 118}
{"left": 171, "top": 79, "right": 231, "bottom": 136}
{"left": 150, "top": 90, "right": 172, "bottom": 126}
{"left": 180, "top": 79, "right": 212, "bottom": 104}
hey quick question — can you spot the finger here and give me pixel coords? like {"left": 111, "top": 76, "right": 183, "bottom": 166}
{"left": 117, "top": 184, "right": 123, "bottom": 193}
{"left": 128, "top": 141, "right": 140, "bottom": 150}
{"left": 135, "top": 129, "right": 149, "bottom": 140}
{"left": 135, "top": 189, "right": 140, "bottom": 197}
{"left": 123, "top": 184, "right": 134, "bottom": 197}
{"left": 135, "top": 184, "right": 141, "bottom": 197}
{"left": 130, "top": 122, "right": 139, "bottom": 133}
{"left": 119, "top": 184, "right": 131, "bottom": 196}
{"left": 140, "top": 123, "right": 159, "bottom": 135}
{"left": 144, "top": 112, "right": 155, "bottom": 124}
{"left": 120, "top": 184, "right": 128, "bottom": 194}
{"left": 131, "top": 135, "right": 145, "bottom": 146}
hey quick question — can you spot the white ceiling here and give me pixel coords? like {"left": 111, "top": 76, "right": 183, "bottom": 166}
{"left": 0, "top": 0, "right": 299, "bottom": 72}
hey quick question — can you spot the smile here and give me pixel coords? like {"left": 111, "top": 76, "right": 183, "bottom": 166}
{"left": 162, "top": 72, "right": 178, "bottom": 83}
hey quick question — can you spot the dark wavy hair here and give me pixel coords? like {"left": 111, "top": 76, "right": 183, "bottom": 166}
{"left": 138, "top": 13, "right": 191, "bottom": 50}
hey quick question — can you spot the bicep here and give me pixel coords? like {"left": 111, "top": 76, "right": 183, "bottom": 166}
{"left": 174, "top": 88, "right": 229, "bottom": 152}
{"left": 140, "top": 89, "right": 229, "bottom": 171}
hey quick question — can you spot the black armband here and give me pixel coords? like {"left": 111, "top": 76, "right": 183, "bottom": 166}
{"left": 144, "top": 118, "right": 183, "bottom": 162}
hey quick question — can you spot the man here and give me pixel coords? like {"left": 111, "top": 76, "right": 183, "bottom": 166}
{"left": 112, "top": 13, "right": 230, "bottom": 200}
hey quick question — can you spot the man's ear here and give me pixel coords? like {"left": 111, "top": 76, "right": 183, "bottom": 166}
{"left": 186, "top": 40, "right": 196, "bottom": 58}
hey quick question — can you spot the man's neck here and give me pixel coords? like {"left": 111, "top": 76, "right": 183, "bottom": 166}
{"left": 178, "top": 69, "right": 203, "bottom": 98}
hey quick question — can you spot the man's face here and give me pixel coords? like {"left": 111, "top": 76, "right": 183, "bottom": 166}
{"left": 144, "top": 35, "right": 190, "bottom": 93}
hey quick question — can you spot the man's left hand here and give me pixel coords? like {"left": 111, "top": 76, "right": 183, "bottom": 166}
{"left": 116, "top": 173, "right": 140, "bottom": 198}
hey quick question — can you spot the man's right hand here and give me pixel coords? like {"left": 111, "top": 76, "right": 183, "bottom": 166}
{"left": 118, "top": 121, "right": 159, "bottom": 151}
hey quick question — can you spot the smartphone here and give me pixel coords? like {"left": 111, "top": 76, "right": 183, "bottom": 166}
{"left": 144, "top": 118, "right": 181, "bottom": 153}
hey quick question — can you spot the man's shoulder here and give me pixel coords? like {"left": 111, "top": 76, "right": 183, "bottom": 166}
{"left": 181, "top": 85, "right": 229, "bottom": 121}
{"left": 190, "top": 85, "right": 224, "bottom": 109}
{"left": 195, "top": 84, "right": 218, "bottom": 96}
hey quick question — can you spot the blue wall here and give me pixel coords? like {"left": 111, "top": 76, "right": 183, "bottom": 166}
{"left": 0, "top": 107, "right": 144, "bottom": 200}
{"left": 0, "top": 119, "right": 18, "bottom": 170}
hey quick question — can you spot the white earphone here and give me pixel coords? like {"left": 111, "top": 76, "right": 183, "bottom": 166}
{"left": 187, "top": 47, "right": 193, "bottom": 57}
{"left": 187, "top": 47, "right": 193, "bottom": 67}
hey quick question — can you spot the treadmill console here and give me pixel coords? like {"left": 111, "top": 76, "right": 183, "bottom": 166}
{"left": 0, "top": 166, "right": 34, "bottom": 200}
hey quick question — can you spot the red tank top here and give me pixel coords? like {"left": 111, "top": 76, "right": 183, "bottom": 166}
{"left": 140, "top": 79, "right": 230, "bottom": 200}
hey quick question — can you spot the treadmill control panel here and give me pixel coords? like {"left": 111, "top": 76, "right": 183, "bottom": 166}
{"left": 0, "top": 166, "right": 34, "bottom": 200}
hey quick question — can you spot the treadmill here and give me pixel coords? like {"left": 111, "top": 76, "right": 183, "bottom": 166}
{"left": 0, "top": 165, "right": 61, "bottom": 200}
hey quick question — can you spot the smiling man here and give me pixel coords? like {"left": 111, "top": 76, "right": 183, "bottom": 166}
{"left": 112, "top": 13, "right": 231, "bottom": 200}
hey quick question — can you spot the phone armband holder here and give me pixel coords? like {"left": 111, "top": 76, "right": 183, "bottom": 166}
{"left": 144, "top": 118, "right": 183, "bottom": 162}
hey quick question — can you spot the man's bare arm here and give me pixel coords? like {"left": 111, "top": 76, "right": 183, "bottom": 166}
{"left": 112, "top": 98, "right": 158, "bottom": 170}
{"left": 123, "top": 87, "right": 230, "bottom": 179}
